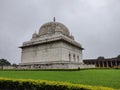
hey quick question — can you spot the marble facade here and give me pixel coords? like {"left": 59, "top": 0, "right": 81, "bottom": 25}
{"left": 19, "top": 19, "right": 84, "bottom": 69}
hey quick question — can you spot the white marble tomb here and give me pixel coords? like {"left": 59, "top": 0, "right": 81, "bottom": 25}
{"left": 19, "top": 19, "right": 84, "bottom": 69}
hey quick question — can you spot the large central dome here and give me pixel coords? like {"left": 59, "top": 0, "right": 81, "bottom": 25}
{"left": 39, "top": 22, "right": 70, "bottom": 36}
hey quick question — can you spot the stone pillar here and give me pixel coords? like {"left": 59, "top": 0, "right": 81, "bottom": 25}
{"left": 115, "top": 61, "right": 117, "bottom": 66}
{"left": 111, "top": 61, "right": 113, "bottom": 67}
{"left": 102, "top": 61, "right": 104, "bottom": 67}
{"left": 118, "top": 61, "right": 120, "bottom": 66}
{"left": 98, "top": 61, "right": 100, "bottom": 67}
{"left": 106, "top": 61, "right": 109, "bottom": 67}
{"left": 95, "top": 62, "right": 97, "bottom": 67}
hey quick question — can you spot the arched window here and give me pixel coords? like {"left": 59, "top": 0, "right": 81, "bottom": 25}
{"left": 77, "top": 56, "right": 79, "bottom": 62}
{"left": 73, "top": 54, "right": 76, "bottom": 61}
{"left": 69, "top": 53, "right": 71, "bottom": 61}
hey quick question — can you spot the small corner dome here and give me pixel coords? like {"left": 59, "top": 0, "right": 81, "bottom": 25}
{"left": 32, "top": 32, "right": 38, "bottom": 38}
{"left": 39, "top": 22, "right": 70, "bottom": 36}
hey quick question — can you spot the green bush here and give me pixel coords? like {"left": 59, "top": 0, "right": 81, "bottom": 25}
{"left": 0, "top": 78, "right": 115, "bottom": 90}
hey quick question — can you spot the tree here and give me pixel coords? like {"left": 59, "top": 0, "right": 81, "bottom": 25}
{"left": 12, "top": 63, "right": 17, "bottom": 66}
{"left": 12, "top": 63, "right": 18, "bottom": 68}
{"left": 117, "top": 55, "right": 120, "bottom": 58}
{"left": 0, "top": 59, "right": 11, "bottom": 66}
{"left": 97, "top": 56, "right": 104, "bottom": 60}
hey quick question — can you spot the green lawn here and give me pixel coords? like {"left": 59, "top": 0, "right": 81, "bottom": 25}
{"left": 0, "top": 69, "right": 119, "bottom": 89}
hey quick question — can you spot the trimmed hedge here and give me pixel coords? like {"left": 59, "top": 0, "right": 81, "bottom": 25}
{"left": 0, "top": 78, "right": 115, "bottom": 90}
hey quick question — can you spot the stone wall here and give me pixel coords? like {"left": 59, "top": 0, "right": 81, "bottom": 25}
{"left": 19, "top": 63, "right": 95, "bottom": 69}
{"left": 0, "top": 66, "right": 16, "bottom": 69}
{"left": 61, "top": 41, "right": 82, "bottom": 63}
{"left": 21, "top": 41, "right": 62, "bottom": 63}
{"left": 21, "top": 40, "right": 83, "bottom": 64}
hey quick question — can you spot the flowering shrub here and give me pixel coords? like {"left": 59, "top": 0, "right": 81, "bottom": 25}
{"left": 0, "top": 78, "right": 114, "bottom": 90}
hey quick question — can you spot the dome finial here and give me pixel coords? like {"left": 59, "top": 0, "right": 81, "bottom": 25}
{"left": 53, "top": 17, "right": 56, "bottom": 22}
{"left": 32, "top": 31, "right": 38, "bottom": 38}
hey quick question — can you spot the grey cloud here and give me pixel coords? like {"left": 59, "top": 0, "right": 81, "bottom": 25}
{"left": 0, "top": 0, "right": 120, "bottom": 64}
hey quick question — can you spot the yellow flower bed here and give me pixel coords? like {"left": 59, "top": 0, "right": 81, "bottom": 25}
{"left": 0, "top": 78, "right": 115, "bottom": 90}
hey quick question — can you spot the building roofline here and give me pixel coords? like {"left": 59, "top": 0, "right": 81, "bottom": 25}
{"left": 83, "top": 58, "right": 120, "bottom": 61}
{"left": 19, "top": 35, "right": 84, "bottom": 50}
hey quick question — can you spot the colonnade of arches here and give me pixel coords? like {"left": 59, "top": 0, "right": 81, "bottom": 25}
{"left": 84, "top": 59, "right": 120, "bottom": 68}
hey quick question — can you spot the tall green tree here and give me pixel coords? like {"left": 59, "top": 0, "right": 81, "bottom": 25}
{"left": 0, "top": 59, "right": 11, "bottom": 66}
{"left": 117, "top": 55, "right": 120, "bottom": 58}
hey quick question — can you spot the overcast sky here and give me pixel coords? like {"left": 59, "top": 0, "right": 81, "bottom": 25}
{"left": 0, "top": 0, "right": 120, "bottom": 64}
